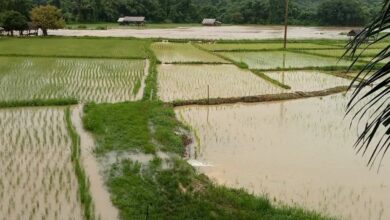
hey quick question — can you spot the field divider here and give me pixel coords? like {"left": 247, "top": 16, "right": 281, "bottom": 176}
{"left": 191, "top": 43, "right": 248, "bottom": 69}
{"left": 0, "top": 98, "right": 78, "bottom": 108}
{"left": 171, "top": 86, "right": 348, "bottom": 107}
{"left": 250, "top": 70, "right": 292, "bottom": 89}
{"left": 65, "top": 107, "right": 95, "bottom": 220}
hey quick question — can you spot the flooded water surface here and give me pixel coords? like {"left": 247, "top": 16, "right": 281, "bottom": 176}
{"left": 175, "top": 94, "right": 390, "bottom": 220}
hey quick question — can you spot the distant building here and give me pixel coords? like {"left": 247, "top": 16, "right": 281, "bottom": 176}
{"left": 117, "top": 16, "right": 146, "bottom": 26}
{"left": 202, "top": 18, "right": 222, "bottom": 26}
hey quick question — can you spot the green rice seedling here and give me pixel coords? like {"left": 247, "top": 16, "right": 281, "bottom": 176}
{"left": 296, "top": 49, "right": 382, "bottom": 58}
{"left": 217, "top": 51, "right": 352, "bottom": 70}
{"left": 198, "top": 42, "right": 341, "bottom": 52}
{"left": 151, "top": 42, "right": 229, "bottom": 64}
{"left": 0, "top": 107, "right": 83, "bottom": 219}
{"left": 262, "top": 71, "right": 351, "bottom": 92}
{"left": 157, "top": 64, "right": 286, "bottom": 102}
{"left": 0, "top": 57, "right": 148, "bottom": 103}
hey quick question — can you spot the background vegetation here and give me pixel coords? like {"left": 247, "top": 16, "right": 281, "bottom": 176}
{"left": 0, "top": 0, "right": 383, "bottom": 26}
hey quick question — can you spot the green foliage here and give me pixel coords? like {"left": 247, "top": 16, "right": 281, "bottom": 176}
{"left": 0, "top": 98, "right": 78, "bottom": 108}
{"left": 143, "top": 45, "right": 159, "bottom": 101}
{"left": 30, "top": 5, "right": 65, "bottom": 35}
{"left": 317, "top": 0, "right": 369, "bottom": 26}
{"left": 0, "top": 11, "right": 28, "bottom": 35}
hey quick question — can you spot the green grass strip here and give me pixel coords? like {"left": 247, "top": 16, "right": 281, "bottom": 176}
{"left": 142, "top": 44, "right": 159, "bottom": 101}
{"left": 0, "top": 98, "right": 78, "bottom": 108}
{"left": 65, "top": 107, "right": 95, "bottom": 220}
{"left": 251, "top": 71, "right": 291, "bottom": 89}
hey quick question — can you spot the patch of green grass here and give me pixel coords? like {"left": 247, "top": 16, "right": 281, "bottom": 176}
{"left": 0, "top": 37, "right": 149, "bottom": 59}
{"left": 143, "top": 46, "right": 159, "bottom": 101}
{"left": 84, "top": 102, "right": 332, "bottom": 220}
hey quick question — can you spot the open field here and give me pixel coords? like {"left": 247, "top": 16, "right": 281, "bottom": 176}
{"left": 0, "top": 38, "right": 149, "bottom": 59}
{"left": 66, "top": 23, "right": 202, "bottom": 30}
{"left": 0, "top": 107, "right": 83, "bottom": 220}
{"left": 262, "top": 71, "right": 351, "bottom": 91}
{"left": 199, "top": 42, "right": 342, "bottom": 51}
{"left": 157, "top": 64, "right": 285, "bottom": 101}
{"left": 0, "top": 57, "right": 147, "bottom": 103}
{"left": 175, "top": 94, "right": 390, "bottom": 220}
{"left": 51, "top": 26, "right": 352, "bottom": 40}
{"left": 151, "top": 42, "right": 228, "bottom": 63}
{"left": 218, "top": 51, "right": 352, "bottom": 70}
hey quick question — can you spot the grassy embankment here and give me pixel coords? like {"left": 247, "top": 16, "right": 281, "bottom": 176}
{"left": 83, "top": 101, "right": 332, "bottom": 220}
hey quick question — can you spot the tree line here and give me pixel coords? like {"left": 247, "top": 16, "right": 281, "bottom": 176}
{"left": 0, "top": 0, "right": 383, "bottom": 26}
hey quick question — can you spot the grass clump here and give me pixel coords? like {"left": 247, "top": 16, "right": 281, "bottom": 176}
{"left": 84, "top": 101, "right": 331, "bottom": 220}
{"left": 252, "top": 71, "right": 291, "bottom": 89}
{"left": 0, "top": 98, "right": 78, "bottom": 108}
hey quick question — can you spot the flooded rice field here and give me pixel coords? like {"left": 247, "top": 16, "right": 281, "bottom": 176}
{"left": 151, "top": 42, "right": 228, "bottom": 63}
{"left": 264, "top": 71, "right": 350, "bottom": 91}
{"left": 175, "top": 94, "right": 390, "bottom": 220}
{"left": 51, "top": 26, "right": 351, "bottom": 40}
{"left": 199, "top": 42, "right": 339, "bottom": 51}
{"left": 0, "top": 107, "right": 83, "bottom": 220}
{"left": 0, "top": 57, "right": 147, "bottom": 103}
{"left": 218, "top": 51, "right": 351, "bottom": 70}
{"left": 157, "top": 64, "right": 285, "bottom": 101}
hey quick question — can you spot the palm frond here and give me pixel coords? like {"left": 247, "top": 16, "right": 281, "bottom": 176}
{"left": 344, "top": 0, "right": 390, "bottom": 169}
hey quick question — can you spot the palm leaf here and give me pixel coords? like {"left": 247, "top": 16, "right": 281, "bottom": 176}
{"left": 344, "top": 0, "right": 390, "bottom": 169}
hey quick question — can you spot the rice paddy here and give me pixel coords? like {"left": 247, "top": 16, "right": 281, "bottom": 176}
{"left": 198, "top": 42, "right": 340, "bottom": 51}
{"left": 263, "top": 71, "right": 351, "bottom": 91}
{"left": 151, "top": 42, "right": 229, "bottom": 63}
{"left": 175, "top": 94, "right": 390, "bottom": 220}
{"left": 0, "top": 57, "right": 147, "bottom": 103}
{"left": 0, "top": 107, "right": 83, "bottom": 220}
{"left": 157, "top": 64, "right": 285, "bottom": 101}
{"left": 217, "top": 51, "right": 352, "bottom": 70}
{"left": 299, "top": 49, "right": 382, "bottom": 58}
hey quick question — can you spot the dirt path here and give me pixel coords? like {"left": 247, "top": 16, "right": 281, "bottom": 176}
{"left": 50, "top": 25, "right": 352, "bottom": 40}
{"left": 71, "top": 105, "right": 119, "bottom": 220}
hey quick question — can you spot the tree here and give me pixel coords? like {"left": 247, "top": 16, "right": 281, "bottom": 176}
{"left": 345, "top": 0, "right": 390, "bottom": 168}
{"left": 30, "top": 5, "right": 65, "bottom": 36}
{"left": 317, "top": 0, "right": 369, "bottom": 26}
{"left": 0, "top": 11, "right": 28, "bottom": 36}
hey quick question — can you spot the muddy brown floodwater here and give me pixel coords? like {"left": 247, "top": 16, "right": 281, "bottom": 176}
{"left": 175, "top": 94, "right": 390, "bottom": 220}
{"left": 50, "top": 26, "right": 352, "bottom": 40}
{"left": 71, "top": 105, "right": 119, "bottom": 220}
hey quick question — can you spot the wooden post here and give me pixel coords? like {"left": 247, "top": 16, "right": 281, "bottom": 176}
{"left": 283, "top": 0, "right": 289, "bottom": 49}
{"left": 207, "top": 85, "right": 210, "bottom": 104}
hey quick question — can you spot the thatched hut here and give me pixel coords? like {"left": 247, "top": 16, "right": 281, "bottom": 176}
{"left": 202, "top": 18, "right": 222, "bottom": 26}
{"left": 117, "top": 16, "right": 146, "bottom": 26}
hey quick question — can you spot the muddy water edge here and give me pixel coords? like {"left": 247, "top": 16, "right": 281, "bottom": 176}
{"left": 175, "top": 94, "right": 390, "bottom": 220}
{"left": 71, "top": 104, "right": 119, "bottom": 220}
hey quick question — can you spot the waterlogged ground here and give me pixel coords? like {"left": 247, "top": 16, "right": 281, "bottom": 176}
{"left": 218, "top": 51, "right": 351, "bottom": 70}
{"left": 0, "top": 107, "right": 83, "bottom": 220}
{"left": 151, "top": 42, "right": 228, "bottom": 63}
{"left": 157, "top": 64, "right": 285, "bottom": 101}
{"left": 175, "top": 94, "right": 390, "bottom": 220}
{"left": 263, "top": 71, "right": 350, "bottom": 91}
{"left": 0, "top": 57, "right": 147, "bottom": 103}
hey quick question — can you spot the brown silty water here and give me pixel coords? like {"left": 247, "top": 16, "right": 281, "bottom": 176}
{"left": 71, "top": 105, "right": 119, "bottom": 220}
{"left": 0, "top": 107, "right": 83, "bottom": 220}
{"left": 175, "top": 94, "right": 390, "bottom": 220}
